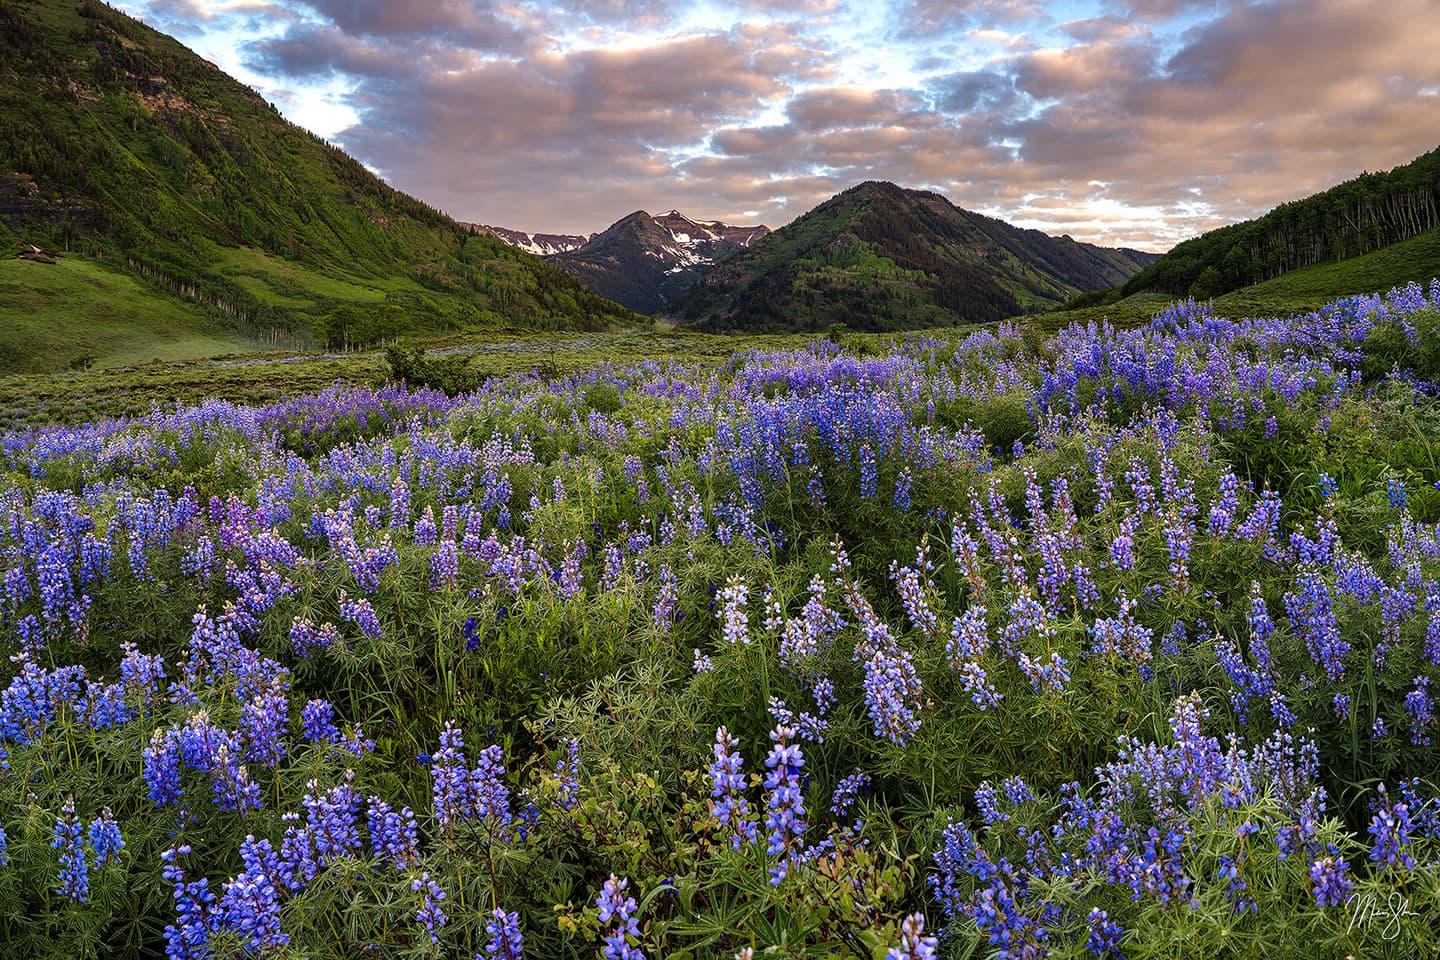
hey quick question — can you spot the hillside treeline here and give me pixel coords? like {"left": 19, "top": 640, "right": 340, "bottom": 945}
{"left": 1125, "top": 147, "right": 1440, "bottom": 299}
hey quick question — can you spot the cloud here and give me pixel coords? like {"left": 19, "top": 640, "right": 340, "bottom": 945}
{"left": 295, "top": 0, "right": 531, "bottom": 51}
{"left": 890, "top": 0, "right": 1044, "bottom": 39}
{"left": 121, "top": 0, "right": 1440, "bottom": 249}
{"left": 927, "top": 69, "right": 1023, "bottom": 115}
{"left": 257, "top": 19, "right": 837, "bottom": 232}
{"left": 1002, "top": 0, "right": 1440, "bottom": 227}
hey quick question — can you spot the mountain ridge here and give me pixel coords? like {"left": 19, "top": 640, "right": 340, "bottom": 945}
{"left": 544, "top": 209, "right": 769, "bottom": 313}
{"left": 458, "top": 222, "right": 593, "bottom": 256}
{"left": 668, "top": 180, "right": 1158, "bottom": 332}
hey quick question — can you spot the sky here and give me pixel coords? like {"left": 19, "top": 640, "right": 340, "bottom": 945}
{"left": 118, "top": 0, "right": 1440, "bottom": 252}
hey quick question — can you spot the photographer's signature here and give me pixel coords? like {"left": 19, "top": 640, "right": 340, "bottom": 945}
{"left": 1347, "top": 891, "right": 1418, "bottom": 940}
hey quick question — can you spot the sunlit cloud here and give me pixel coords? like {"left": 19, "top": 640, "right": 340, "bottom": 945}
{"left": 117, "top": 0, "right": 1440, "bottom": 250}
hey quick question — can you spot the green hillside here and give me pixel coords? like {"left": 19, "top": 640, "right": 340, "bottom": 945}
{"left": 668, "top": 181, "right": 1155, "bottom": 332}
{"left": 0, "top": 0, "right": 634, "bottom": 373}
{"left": 1035, "top": 224, "right": 1440, "bottom": 331}
{"left": 1122, "top": 145, "right": 1440, "bottom": 301}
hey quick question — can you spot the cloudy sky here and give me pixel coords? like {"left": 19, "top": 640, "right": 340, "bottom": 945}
{"left": 120, "top": 0, "right": 1439, "bottom": 251}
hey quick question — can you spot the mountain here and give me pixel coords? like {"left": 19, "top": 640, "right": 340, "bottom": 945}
{"left": 1121, "top": 146, "right": 1440, "bottom": 300}
{"left": 459, "top": 222, "right": 592, "bottom": 257}
{"left": 668, "top": 181, "right": 1158, "bottom": 332}
{"left": 0, "top": 0, "right": 634, "bottom": 373}
{"left": 546, "top": 210, "right": 768, "bottom": 313}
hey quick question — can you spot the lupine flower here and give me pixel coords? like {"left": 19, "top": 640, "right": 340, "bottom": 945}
{"left": 893, "top": 466, "right": 913, "bottom": 512}
{"left": 218, "top": 837, "right": 288, "bottom": 953}
{"left": 975, "top": 781, "right": 1006, "bottom": 825}
{"left": 708, "top": 726, "right": 758, "bottom": 849}
{"left": 891, "top": 557, "right": 937, "bottom": 636}
{"left": 143, "top": 728, "right": 184, "bottom": 806}
{"left": 831, "top": 772, "right": 870, "bottom": 820}
{"left": 553, "top": 738, "right": 581, "bottom": 811}
{"left": 304, "top": 776, "right": 361, "bottom": 865}
{"left": 337, "top": 723, "right": 376, "bottom": 757}
{"left": 339, "top": 593, "right": 382, "bottom": 639}
{"left": 1368, "top": 785, "right": 1416, "bottom": 872}
{"left": 278, "top": 812, "right": 318, "bottom": 893}
{"left": 1309, "top": 853, "right": 1352, "bottom": 907}
{"left": 210, "top": 743, "right": 263, "bottom": 815}
{"left": 652, "top": 565, "right": 679, "bottom": 631}
{"left": 430, "top": 538, "right": 460, "bottom": 589}
{"left": 432, "top": 721, "right": 471, "bottom": 829}
{"left": 161, "top": 845, "right": 215, "bottom": 960}
{"left": 858, "top": 636, "right": 924, "bottom": 744}
{"left": 367, "top": 798, "right": 419, "bottom": 869}
{"left": 239, "top": 685, "right": 288, "bottom": 767}
{"left": 412, "top": 872, "right": 448, "bottom": 944}
{"left": 88, "top": 807, "right": 124, "bottom": 866}
{"left": 1084, "top": 908, "right": 1123, "bottom": 957}
{"left": 301, "top": 698, "right": 339, "bottom": 744}
{"left": 1284, "top": 571, "right": 1348, "bottom": 682}
{"left": 1406, "top": 676, "right": 1434, "bottom": 746}
{"left": 886, "top": 912, "right": 937, "bottom": 960}
{"left": 52, "top": 796, "right": 90, "bottom": 902}
{"left": 859, "top": 442, "right": 877, "bottom": 500}
{"left": 718, "top": 577, "right": 749, "bottom": 644}
{"left": 597, "top": 874, "right": 643, "bottom": 960}
{"left": 762, "top": 724, "right": 807, "bottom": 883}
{"left": 469, "top": 743, "right": 512, "bottom": 824}
{"left": 482, "top": 907, "right": 524, "bottom": 960}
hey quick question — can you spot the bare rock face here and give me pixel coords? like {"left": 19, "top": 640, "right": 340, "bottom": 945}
{"left": 543, "top": 210, "right": 770, "bottom": 314}
{"left": 464, "top": 210, "right": 770, "bottom": 313}
{"left": 459, "top": 223, "right": 593, "bottom": 257}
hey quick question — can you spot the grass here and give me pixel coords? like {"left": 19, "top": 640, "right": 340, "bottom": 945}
{"left": 0, "top": 328, "right": 822, "bottom": 432}
{"left": 210, "top": 246, "right": 396, "bottom": 306}
{"left": 1032, "top": 227, "right": 1440, "bottom": 331}
{"left": 0, "top": 256, "right": 254, "bottom": 373}
{"left": 1212, "top": 225, "right": 1440, "bottom": 316}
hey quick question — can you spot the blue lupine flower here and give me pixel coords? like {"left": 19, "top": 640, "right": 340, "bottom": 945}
{"left": 481, "top": 907, "right": 524, "bottom": 960}
{"left": 708, "top": 726, "right": 757, "bottom": 849}
{"left": 1368, "top": 785, "right": 1416, "bottom": 872}
{"left": 412, "top": 872, "right": 448, "bottom": 944}
{"left": 1309, "top": 853, "right": 1352, "bottom": 907}
{"left": 218, "top": 836, "right": 288, "bottom": 953}
{"left": 301, "top": 698, "right": 339, "bottom": 744}
{"left": 596, "top": 874, "right": 643, "bottom": 960}
{"left": 762, "top": 724, "right": 807, "bottom": 883}
{"left": 52, "top": 796, "right": 90, "bottom": 902}
{"left": 367, "top": 798, "right": 419, "bottom": 870}
{"left": 886, "top": 912, "right": 937, "bottom": 960}
{"left": 161, "top": 845, "right": 215, "bottom": 960}
{"left": 88, "top": 807, "right": 124, "bottom": 866}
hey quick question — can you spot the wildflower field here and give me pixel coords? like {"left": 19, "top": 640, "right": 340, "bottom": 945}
{"left": 5, "top": 283, "right": 1440, "bottom": 960}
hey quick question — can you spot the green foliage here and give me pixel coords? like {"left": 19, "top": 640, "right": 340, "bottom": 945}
{"left": 384, "top": 344, "right": 480, "bottom": 396}
{"left": 317, "top": 304, "right": 411, "bottom": 350}
{"left": 977, "top": 391, "right": 1033, "bottom": 454}
{"left": 1188, "top": 265, "right": 1225, "bottom": 301}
